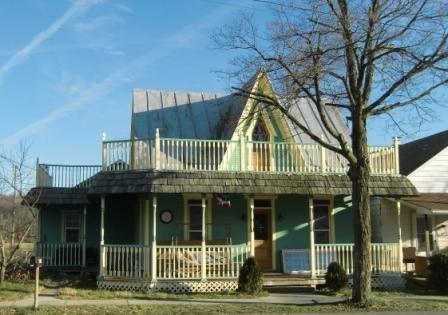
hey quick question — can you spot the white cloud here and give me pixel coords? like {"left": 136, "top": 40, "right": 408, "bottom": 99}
{"left": 73, "top": 15, "right": 124, "bottom": 32}
{"left": 0, "top": 3, "right": 235, "bottom": 145}
{"left": 0, "top": 0, "right": 101, "bottom": 85}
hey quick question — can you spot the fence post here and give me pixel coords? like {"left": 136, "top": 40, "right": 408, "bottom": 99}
{"left": 82, "top": 207, "right": 87, "bottom": 268}
{"left": 393, "top": 137, "right": 401, "bottom": 174}
{"left": 101, "top": 133, "right": 107, "bottom": 171}
{"left": 201, "top": 195, "right": 207, "bottom": 281}
{"left": 99, "top": 195, "right": 106, "bottom": 277}
{"left": 151, "top": 196, "right": 158, "bottom": 284}
{"left": 396, "top": 199, "right": 403, "bottom": 272}
{"left": 155, "top": 128, "right": 161, "bottom": 170}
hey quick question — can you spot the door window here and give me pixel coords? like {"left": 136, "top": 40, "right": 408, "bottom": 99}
{"left": 254, "top": 213, "right": 269, "bottom": 240}
{"left": 313, "top": 200, "right": 330, "bottom": 244}
{"left": 188, "top": 200, "right": 203, "bottom": 240}
{"left": 63, "top": 212, "right": 81, "bottom": 243}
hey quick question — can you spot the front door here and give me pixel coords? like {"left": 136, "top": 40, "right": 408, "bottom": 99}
{"left": 254, "top": 209, "right": 272, "bottom": 269}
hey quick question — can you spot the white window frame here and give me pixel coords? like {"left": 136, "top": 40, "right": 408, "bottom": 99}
{"left": 61, "top": 210, "right": 82, "bottom": 243}
{"left": 313, "top": 198, "right": 335, "bottom": 244}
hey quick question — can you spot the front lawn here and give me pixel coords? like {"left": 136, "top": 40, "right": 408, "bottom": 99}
{"left": 2, "top": 299, "right": 448, "bottom": 315}
{"left": 0, "top": 282, "right": 34, "bottom": 301}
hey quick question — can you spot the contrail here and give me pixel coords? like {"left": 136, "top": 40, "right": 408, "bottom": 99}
{"left": 1, "top": 3, "right": 234, "bottom": 145}
{"left": 0, "top": 0, "right": 100, "bottom": 84}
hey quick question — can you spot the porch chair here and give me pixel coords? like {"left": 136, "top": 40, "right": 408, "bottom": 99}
{"left": 402, "top": 247, "right": 416, "bottom": 274}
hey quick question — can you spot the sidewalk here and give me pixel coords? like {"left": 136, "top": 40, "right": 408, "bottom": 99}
{"left": 0, "top": 292, "right": 345, "bottom": 308}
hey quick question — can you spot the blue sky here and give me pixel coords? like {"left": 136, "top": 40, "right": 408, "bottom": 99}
{"left": 0, "top": 0, "right": 447, "bottom": 168}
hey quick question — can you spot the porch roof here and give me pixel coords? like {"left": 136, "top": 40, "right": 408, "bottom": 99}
{"left": 26, "top": 187, "right": 89, "bottom": 205}
{"left": 87, "top": 171, "right": 417, "bottom": 197}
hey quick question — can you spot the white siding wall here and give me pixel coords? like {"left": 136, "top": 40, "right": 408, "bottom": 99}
{"left": 408, "top": 146, "right": 448, "bottom": 193}
{"left": 373, "top": 199, "right": 400, "bottom": 243}
{"left": 400, "top": 205, "right": 416, "bottom": 248}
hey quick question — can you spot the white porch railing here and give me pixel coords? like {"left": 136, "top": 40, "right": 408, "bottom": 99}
{"left": 37, "top": 242, "right": 83, "bottom": 267}
{"left": 314, "top": 243, "right": 401, "bottom": 276}
{"left": 156, "top": 244, "right": 249, "bottom": 280}
{"left": 100, "top": 131, "right": 399, "bottom": 175}
{"left": 102, "top": 244, "right": 151, "bottom": 279}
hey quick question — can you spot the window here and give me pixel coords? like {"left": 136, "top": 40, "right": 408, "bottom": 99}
{"left": 252, "top": 118, "right": 269, "bottom": 141}
{"left": 188, "top": 200, "right": 203, "bottom": 240}
{"left": 417, "top": 215, "right": 433, "bottom": 253}
{"left": 313, "top": 200, "right": 330, "bottom": 244}
{"left": 63, "top": 212, "right": 81, "bottom": 243}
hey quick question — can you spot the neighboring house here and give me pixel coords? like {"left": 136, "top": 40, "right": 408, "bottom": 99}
{"left": 399, "top": 131, "right": 448, "bottom": 256}
{"left": 27, "top": 72, "right": 417, "bottom": 292}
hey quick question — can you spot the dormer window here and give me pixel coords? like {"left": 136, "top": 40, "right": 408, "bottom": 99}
{"left": 252, "top": 118, "right": 269, "bottom": 141}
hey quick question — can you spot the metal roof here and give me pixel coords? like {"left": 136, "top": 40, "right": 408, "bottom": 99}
{"left": 131, "top": 74, "right": 351, "bottom": 144}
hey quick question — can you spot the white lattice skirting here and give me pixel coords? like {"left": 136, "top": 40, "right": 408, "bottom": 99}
{"left": 348, "top": 272, "right": 406, "bottom": 290}
{"left": 97, "top": 279, "right": 238, "bottom": 293}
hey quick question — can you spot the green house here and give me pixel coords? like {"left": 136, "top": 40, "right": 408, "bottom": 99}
{"left": 27, "top": 72, "right": 417, "bottom": 292}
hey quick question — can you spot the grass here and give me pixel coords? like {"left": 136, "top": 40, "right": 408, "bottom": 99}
{"left": 0, "top": 282, "right": 34, "bottom": 301}
{"left": 2, "top": 299, "right": 448, "bottom": 315}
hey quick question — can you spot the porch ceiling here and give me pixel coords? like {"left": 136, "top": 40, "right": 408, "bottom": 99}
{"left": 86, "top": 171, "right": 418, "bottom": 197}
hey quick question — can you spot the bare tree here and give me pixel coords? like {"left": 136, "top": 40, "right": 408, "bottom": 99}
{"left": 0, "top": 144, "right": 40, "bottom": 284}
{"left": 214, "top": 0, "right": 448, "bottom": 305}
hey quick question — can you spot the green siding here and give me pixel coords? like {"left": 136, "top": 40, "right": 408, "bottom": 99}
{"left": 275, "top": 195, "right": 310, "bottom": 271}
{"left": 334, "top": 195, "right": 354, "bottom": 243}
{"left": 85, "top": 205, "right": 100, "bottom": 247}
{"left": 212, "top": 194, "right": 247, "bottom": 245}
{"left": 40, "top": 206, "right": 62, "bottom": 243}
{"left": 155, "top": 194, "right": 184, "bottom": 241}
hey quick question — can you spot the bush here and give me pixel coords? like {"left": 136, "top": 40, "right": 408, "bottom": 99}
{"left": 428, "top": 254, "right": 448, "bottom": 292}
{"left": 325, "top": 261, "right": 348, "bottom": 292}
{"left": 237, "top": 257, "right": 263, "bottom": 294}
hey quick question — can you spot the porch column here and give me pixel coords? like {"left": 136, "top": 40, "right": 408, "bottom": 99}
{"left": 201, "top": 196, "right": 207, "bottom": 280}
{"left": 425, "top": 215, "right": 431, "bottom": 257}
{"left": 82, "top": 206, "right": 87, "bottom": 268}
{"left": 144, "top": 198, "right": 150, "bottom": 278}
{"left": 99, "top": 195, "right": 106, "bottom": 276}
{"left": 249, "top": 197, "right": 255, "bottom": 257}
{"left": 396, "top": 199, "right": 403, "bottom": 272}
{"left": 309, "top": 197, "right": 316, "bottom": 278}
{"left": 151, "top": 196, "right": 157, "bottom": 283}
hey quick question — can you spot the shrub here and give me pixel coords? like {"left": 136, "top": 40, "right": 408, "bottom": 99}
{"left": 237, "top": 257, "right": 263, "bottom": 294}
{"left": 428, "top": 254, "right": 448, "bottom": 292}
{"left": 325, "top": 261, "right": 348, "bottom": 292}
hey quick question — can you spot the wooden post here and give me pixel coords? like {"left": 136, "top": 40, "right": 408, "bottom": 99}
{"left": 270, "top": 137, "right": 275, "bottom": 172}
{"left": 240, "top": 134, "right": 245, "bottom": 171}
{"left": 82, "top": 207, "right": 87, "bottom": 268}
{"left": 394, "top": 137, "right": 401, "bottom": 174}
{"left": 101, "top": 133, "right": 107, "bottom": 170}
{"left": 309, "top": 197, "right": 316, "bottom": 278}
{"left": 155, "top": 128, "right": 161, "bottom": 170}
{"left": 99, "top": 195, "right": 106, "bottom": 277}
{"left": 249, "top": 197, "right": 255, "bottom": 257}
{"left": 34, "top": 264, "right": 39, "bottom": 310}
{"left": 396, "top": 199, "right": 403, "bottom": 272}
{"left": 320, "top": 135, "right": 326, "bottom": 173}
{"left": 425, "top": 215, "right": 431, "bottom": 257}
{"left": 151, "top": 196, "right": 157, "bottom": 283}
{"left": 201, "top": 195, "right": 207, "bottom": 281}
{"left": 144, "top": 198, "right": 150, "bottom": 278}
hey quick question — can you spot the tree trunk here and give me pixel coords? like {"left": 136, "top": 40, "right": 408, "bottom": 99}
{"left": 0, "top": 265, "right": 5, "bottom": 284}
{"left": 350, "top": 113, "right": 372, "bottom": 305}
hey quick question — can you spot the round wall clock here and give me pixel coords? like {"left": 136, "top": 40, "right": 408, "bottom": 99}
{"left": 160, "top": 210, "right": 173, "bottom": 224}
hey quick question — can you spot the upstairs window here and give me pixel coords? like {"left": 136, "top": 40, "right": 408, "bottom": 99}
{"left": 252, "top": 118, "right": 269, "bottom": 141}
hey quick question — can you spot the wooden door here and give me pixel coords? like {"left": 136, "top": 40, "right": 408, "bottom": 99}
{"left": 254, "top": 210, "right": 272, "bottom": 269}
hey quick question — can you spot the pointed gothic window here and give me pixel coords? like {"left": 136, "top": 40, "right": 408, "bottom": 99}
{"left": 252, "top": 118, "right": 269, "bottom": 141}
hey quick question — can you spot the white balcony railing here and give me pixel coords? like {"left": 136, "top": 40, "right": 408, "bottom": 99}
{"left": 101, "top": 129, "right": 399, "bottom": 175}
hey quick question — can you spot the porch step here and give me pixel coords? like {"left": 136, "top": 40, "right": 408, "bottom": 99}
{"left": 263, "top": 273, "right": 325, "bottom": 287}
{"left": 263, "top": 285, "right": 315, "bottom": 293}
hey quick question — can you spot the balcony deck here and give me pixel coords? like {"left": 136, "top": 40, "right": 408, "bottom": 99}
{"left": 35, "top": 132, "right": 400, "bottom": 188}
